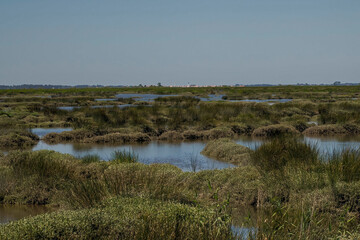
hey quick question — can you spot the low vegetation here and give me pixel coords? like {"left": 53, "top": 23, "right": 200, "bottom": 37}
{"left": 0, "top": 197, "right": 231, "bottom": 240}
{"left": 2, "top": 86, "right": 360, "bottom": 238}
{"left": 251, "top": 124, "right": 300, "bottom": 137}
{"left": 303, "top": 124, "right": 360, "bottom": 136}
{"left": 3, "top": 86, "right": 360, "bottom": 148}
{"left": 1, "top": 136, "right": 360, "bottom": 238}
{"left": 201, "top": 138, "right": 251, "bottom": 166}
{"left": 0, "top": 126, "right": 39, "bottom": 149}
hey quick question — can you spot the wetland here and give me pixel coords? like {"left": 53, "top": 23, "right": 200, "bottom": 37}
{"left": 1, "top": 86, "right": 360, "bottom": 239}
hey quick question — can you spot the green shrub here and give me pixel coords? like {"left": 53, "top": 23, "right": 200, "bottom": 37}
{"left": 0, "top": 197, "right": 232, "bottom": 240}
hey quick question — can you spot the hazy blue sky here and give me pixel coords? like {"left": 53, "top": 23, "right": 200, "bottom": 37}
{"left": 0, "top": 0, "right": 359, "bottom": 86}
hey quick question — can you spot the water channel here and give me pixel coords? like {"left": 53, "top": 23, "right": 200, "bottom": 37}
{"left": 3, "top": 127, "right": 360, "bottom": 226}
{"left": 57, "top": 94, "right": 294, "bottom": 111}
{"left": 0, "top": 205, "right": 48, "bottom": 225}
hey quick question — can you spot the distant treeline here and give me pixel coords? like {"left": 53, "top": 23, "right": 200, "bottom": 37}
{"left": 0, "top": 82, "right": 359, "bottom": 90}
{"left": 0, "top": 84, "right": 126, "bottom": 89}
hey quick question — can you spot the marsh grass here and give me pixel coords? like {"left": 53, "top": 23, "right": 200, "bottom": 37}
{"left": 110, "top": 150, "right": 138, "bottom": 163}
{"left": 0, "top": 127, "right": 39, "bottom": 149}
{"left": 7, "top": 150, "right": 77, "bottom": 180}
{"left": 188, "top": 153, "right": 199, "bottom": 172}
{"left": 303, "top": 124, "right": 348, "bottom": 136}
{"left": 251, "top": 124, "right": 300, "bottom": 138}
{"left": 154, "top": 95, "right": 200, "bottom": 104}
{"left": 326, "top": 149, "right": 360, "bottom": 184}
{"left": 250, "top": 137, "right": 319, "bottom": 172}
{"left": 1, "top": 138, "right": 360, "bottom": 238}
{"left": 250, "top": 137, "right": 324, "bottom": 209}
{"left": 0, "top": 197, "right": 232, "bottom": 240}
{"left": 81, "top": 154, "right": 101, "bottom": 163}
{"left": 325, "top": 149, "right": 360, "bottom": 214}
{"left": 253, "top": 201, "right": 335, "bottom": 239}
{"left": 201, "top": 138, "right": 251, "bottom": 166}
{"left": 242, "top": 138, "right": 360, "bottom": 239}
{"left": 3, "top": 86, "right": 360, "bottom": 238}
{"left": 65, "top": 179, "right": 109, "bottom": 209}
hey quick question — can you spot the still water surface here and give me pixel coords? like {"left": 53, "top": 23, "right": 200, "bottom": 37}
{"left": 31, "top": 128, "right": 73, "bottom": 138}
{"left": 236, "top": 136, "right": 360, "bottom": 155}
{"left": 32, "top": 141, "right": 234, "bottom": 172}
{"left": 57, "top": 94, "right": 293, "bottom": 111}
{"left": 57, "top": 104, "right": 140, "bottom": 111}
{"left": 4, "top": 127, "right": 360, "bottom": 227}
{"left": 0, "top": 205, "right": 49, "bottom": 224}
{"left": 29, "top": 128, "right": 360, "bottom": 170}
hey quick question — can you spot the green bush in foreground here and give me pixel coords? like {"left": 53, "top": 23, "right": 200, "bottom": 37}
{"left": 0, "top": 197, "right": 232, "bottom": 240}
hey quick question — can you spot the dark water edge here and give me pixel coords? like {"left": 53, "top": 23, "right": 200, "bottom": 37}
{"left": 0, "top": 205, "right": 49, "bottom": 224}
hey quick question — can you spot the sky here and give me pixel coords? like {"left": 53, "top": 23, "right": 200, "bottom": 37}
{"left": 0, "top": 0, "right": 359, "bottom": 86}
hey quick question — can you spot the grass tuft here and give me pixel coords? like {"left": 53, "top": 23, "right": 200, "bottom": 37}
{"left": 110, "top": 150, "right": 138, "bottom": 163}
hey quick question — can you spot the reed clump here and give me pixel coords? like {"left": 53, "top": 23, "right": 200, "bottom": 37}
{"left": 303, "top": 124, "right": 348, "bottom": 136}
{"left": 251, "top": 137, "right": 319, "bottom": 171}
{"left": 251, "top": 124, "right": 300, "bottom": 138}
{"left": 304, "top": 124, "right": 360, "bottom": 136}
{"left": 245, "top": 138, "right": 360, "bottom": 239}
{"left": 182, "top": 127, "right": 235, "bottom": 141}
{"left": 103, "top": 163, "right": 194, "bottom": 205}
{"left": 6, "top": 150, "right": 77, "bottom": 180}
{"left": 0, "top": 150, "right": 106, "bottom": 205}
{"left": 201, "top": 138, "right": 251, "bottom": 166}
{"left": 0, "top": 131, "right": 39, "bottom": 149}
{"left": 81, "top": 154, "right": 101, "bottom": 163}
{"left": 230, "top": 124, "right": 254, "bottom": 136}
{"left": 158, "top": 131, "right": 184, "bottom": 141}
{"left": 42, "top": 129, "right": 151, "bottom": 144}
{"left": 154, "top": 95, "right": 200, "bottom": 104}
{"left": 84, "top": 132, "right": 151, "bottom": 144}
{"left": 110, "top": 150, "right": 138, "bottom": 163}
{"left": 42, "top": 129, "right": 98, "bottom": 143}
